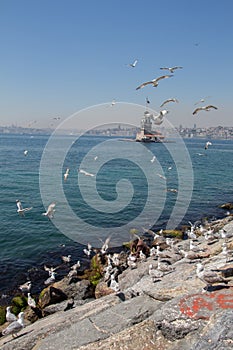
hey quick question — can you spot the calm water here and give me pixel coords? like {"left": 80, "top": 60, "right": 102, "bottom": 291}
{"left": 0, "top": 133, "right": 233, "bottom": 295}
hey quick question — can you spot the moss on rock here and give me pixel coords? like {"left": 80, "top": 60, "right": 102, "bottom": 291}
{"left": 0, "top": 306, "right": 6, "bottom": 325}
{"left": 11, "top": 295, "right": 28, "bottom": 315}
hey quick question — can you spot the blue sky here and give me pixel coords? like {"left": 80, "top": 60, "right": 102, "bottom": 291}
{"left": 0, "top": 0, "right": 233, "bottom": 128}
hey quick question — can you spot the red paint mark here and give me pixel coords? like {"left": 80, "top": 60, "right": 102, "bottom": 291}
{"left": 179, "top": 288, "right": 233, "bottom": 320}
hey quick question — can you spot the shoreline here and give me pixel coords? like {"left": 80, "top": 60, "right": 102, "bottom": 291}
{"left": 0, "top": 204, "right": 232, "bottom": 304}
{"left": 0, "top": 209, "right": 233, "bottom": 348}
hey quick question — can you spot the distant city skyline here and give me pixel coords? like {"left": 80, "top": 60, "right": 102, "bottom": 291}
{"left": 0, "top": 0, "right": 233, "bottom": 129}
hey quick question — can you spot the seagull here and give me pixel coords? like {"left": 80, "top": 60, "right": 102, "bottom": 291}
{"left": 160, "top": 66, "right": 183, "bottom": 73}
{"left": 166, "top": 188, "right": 178, "bottom": 193}
{"left": 27, "top": 293, "right": 36, "bottom": 308}
{"left": 194, "top": 96, "right": 211, "bottom": 105}
{"left": 149, "top": 264, "right": 164, "bottom": 282}
{"left": 64, "top": 168, "right": 69, "bottom": 181}
{"left": 109, "top": 274, "right": 120, "bottom": 292}
{"left": 150, "top": 156, "right": 156, "bottom": 163}
{"left": 42, "top": 202, "right": 56, "bottom": 219}
{"left": 128, "top": 59, "right": 138, "bottom": 68}
{"left": 44, "top": 271, "right": 56, "bottom": 285}
{"left": 19, "top": 281, "right": 31, "bottom": 293}
{"left": 196, "top": 263, "right": 229, "bottom": 291}
{"left": 110, "top": 99, "right": 116, "bottom": 107}
{"left": 2, "top": 312, "right": 24, "bottom": 338}
{"left": 205, "top": 141, "right": 212, "bottom": 150}
{"left": 136, "top": 75, "right": 173, "bottom": 90}
{"left": 44, "top": 265, "right": 59, "bottom": 276}
{"left": 160, "top": 98, "right": 179, "bottom": 107}
{"left": 157, "top": 173, "right": 166, "bottom": 181}
{"left": 70, "top": 260, "right": 81, "bottom": 271}
{"left": 153, "top": 110, "right": 169, "bottom": 125}
{"left": 61, "top": 255, "right": 71, "bottom": 263}
{"left": 6, "top": 307, "right": 17, "bottom": 323}
{"left": 79, "top": 169, "right": 95, "bottom": 177}
{"left": 192, "top": 105, "right": 218, "bottom": 115}
{"left": 83, "top": 243, "right": 92, "bottom": 257}
{"left": 16, "top": 200, "right": 32, "bottom": 216}
{"left": 23, "top": 150, "right": 28, "bottom": 156}
{"left": 94, "top": 156, "right": 98, "bottom": 161}
{"left": 100, "top": 236, "right": 111, "bottom": 254}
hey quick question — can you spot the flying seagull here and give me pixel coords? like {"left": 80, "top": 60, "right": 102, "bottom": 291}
{"left": 23, "top": 150, "right": 28, "bottom": 156}
{"left": 79, "top": 169, "right": 95, "bottom": 177}
{"left": 205, "top": 141, "right": 212, "bottom": 150}
{"left": 16, "top": 200, "right": 32, "bottom": 216}
{"left": 136, "top": 75, "right": 173, "bottom": 90}
{"left": 160, "top": 66, "right": 183, "bottom": 73}
{"left": 128, "top": 59, "right": 138, "bottom": 68}
{"left": 42, "top": 202, "right": 56, "bottom": 219}
{"left": 192, "top": 105, "right": 218, "bottom": 115}
{"left": 194, "top": 96, "right": 211, "bottom": 105}
{"left": 160, "top": 98, "right": 179, "bottom": 107}
{"left": 2, "top": 312, "right": 24, "bottom": 338}
{"left": 153, "top": 110, "right": 169, "bottom": 125}
{"left": 64, "top": 168, "right": 69, "bottom": 181}
{"left": 19, "top": 281, "right": 31, "bottom": 293}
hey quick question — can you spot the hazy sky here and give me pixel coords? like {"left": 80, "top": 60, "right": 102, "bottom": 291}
{"left": 0, "top": 0, "right": 233, "bottom": 129}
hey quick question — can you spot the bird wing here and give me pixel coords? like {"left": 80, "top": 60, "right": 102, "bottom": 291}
{"left": 136, "top": 81, "right": 153, "bottom": 90}
{"left": 16, "top": 201, "right": 23, "bottom": 211}
{"left": 47, "top": 202, "right": 56, "bottom": 213}
{"left": 205, "top": 105, "right": 218, "bottom": 110}
{"left": 155, "top": 75, "right": 173, "bottom": 82}
{"left": 172, "top": 66, "right": 183, "bottom": 70}
{"left": 192, "top": 107, "right": 203, "bottom": 115}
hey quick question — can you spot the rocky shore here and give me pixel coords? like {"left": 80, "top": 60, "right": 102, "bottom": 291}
{"left": 1, "top": 214, "right": 233, "bottom": 350}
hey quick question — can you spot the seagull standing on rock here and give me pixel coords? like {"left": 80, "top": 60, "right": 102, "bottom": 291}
{"left": 2, "top": 312, "right": 25, "bottom": 338}
{"left": 196, "top": 263, "right": 229, "bottom": 291}
{"left": 6, "top": 307, "right": 17, "bottom": 323}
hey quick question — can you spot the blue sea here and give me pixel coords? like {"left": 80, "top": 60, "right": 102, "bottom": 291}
{"left": 0, "top": 133, "right": 233, "bottom": 297}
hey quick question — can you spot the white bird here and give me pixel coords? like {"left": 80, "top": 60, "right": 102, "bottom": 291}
{"left": 160, "top": 66, "right": 183, "bottom": 73}
{"left": 79, "top": 169, "right": 95, "bottom": 177}
{"left": 196, "top": 263, "right": 229, "bottom": 290}
{"left": 160, "top": 98, "right": 179, "bottom": 107}
{"left": 194, "top": 96, "right": 211, "bottom": 105}
{"left": 27, "top": 293, "right": 36, "bottom": 308}
{"left": 128, "top": 59, "right": 138, "bottom": 68}
{"left": 2, "top": 312, "right": 24, "bottom": 338}
{"left": 149, "top": 264, "right": 164, "bottom": 282}
{"left": 23, "top": 150, "right": 28, "bottom": 156}
{"left": 44, "top": 265, "right": 58, "bottom": 276}
{"left": 61, "top": 255, "right": 71, "bottom": 263}
{"left": 157, "top": 173, "right": 166, "bottom": 181}
{"left": 110, "top": 99, "right": 116, "bottom": 107}
{"left": 109, "top": 274, "right": 120, "bottom": 292}
{"left": 153, "top": 110, "right": 169, "bottom": 125}
{"left": 70, "top": 260, "right": 81, "bottom": 271}
{"left": 44, "top": 271, "right": 56, "bottom": 285}
{"left": 205, "top": 141, "right": 212, "bottom": 150}
{"left": 192, "top": 105, "right": 218, "bottom": 115}
{"left": 19, "top": 281, "right": 31, "bottom": 293}
{"left": 150, "top": 156, "right": 156, "bottom": 163}
{"left": 83, "top": 243, "right": 92, "bottom": 257}
{"left": 42, "top": 202, "right": 56, "bottom": 219}
{"left": 6, "top": 307, "right": 17, "bottom": 323}
{"left": 100, "top": 236, "right": 111, "bottom": 254}
{"left": 220, "top": 229, "right": 233, "bottom": 240}
{"left": 16, "top": 200, "right": 32, "bottom": 216}
{"left": 94, "top": 156, "right": 98, "bottom": 161}
{"left": 64, "top": 168, "right": 69, "bottom": 181}
{"left": 136, "top": 75, "right": 173, "bottom": 90}
{"left": 157, "top": 257, "right": 174, "bottom": 273}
